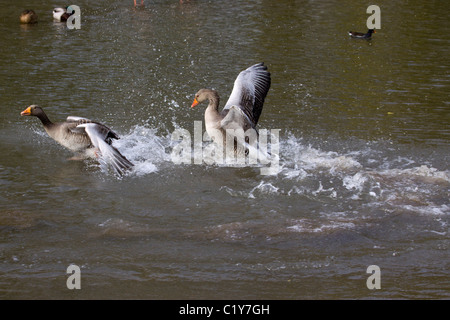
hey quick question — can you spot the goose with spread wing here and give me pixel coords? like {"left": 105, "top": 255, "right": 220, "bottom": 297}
{"left": 20, "top": 105, "right": 133, "bottom": 175}
{"left": 191, "top": 63, "right": 271, "bottom": 148}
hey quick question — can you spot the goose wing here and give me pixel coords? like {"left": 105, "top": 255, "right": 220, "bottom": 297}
{"left": 66, "top": 116, "right": 91, "bottom": 122}
{"left": 66, "top": 116, "right": 93, "bottom": 134}
{"left": 223, "top": 63, "right": 271, "bottom": 128}
{"left": 76, "top": 123, "right": 133, "bottom": 175}
{"left": 67, "top": 117, "right": 120, "bottom": 142}
{"left": 220, "top": 106, "right": 247, "bottom": 131}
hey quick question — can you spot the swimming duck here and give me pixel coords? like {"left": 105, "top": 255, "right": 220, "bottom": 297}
{"left": 20, "top": 9, "right": 38, "bottom": 24}
{"left": 191, "top": 63, "right": 271, "bottom": 150}
{"left": 53, "top": 7, "right": 73, "bottom": 22}
{"left": 20, "top": 105, "right": 134, "bottom": 175}
{"left": 348, "top": 29, "right": 376, "bottom": 39}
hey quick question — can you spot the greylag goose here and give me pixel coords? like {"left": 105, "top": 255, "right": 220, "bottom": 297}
{"left": 20, "top": 10, "right": 38, "bottom": 24}
{"left": 191, "top": 63, "right": 271, "bottom": 151}
{"left": 20, "top": 105, "right": 134, "bottom": 175}
{"left": 348, "top": 29, "right": 376, "bottom": 39}
{"left": 53, "top": 7, "right": 73, "bottom": 22}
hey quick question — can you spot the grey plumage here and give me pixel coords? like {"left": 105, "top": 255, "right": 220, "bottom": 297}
{"left": 190, "top": 63, "right": 271, "bottom": 155}
{"left": 21, "top": 105, "right": 133, "bottom": 175}
{"left": 223, "top": 62, "right": 271, "bottom": 128}
{"left": 191, "top": 62, "right": 271, "bottom": 134}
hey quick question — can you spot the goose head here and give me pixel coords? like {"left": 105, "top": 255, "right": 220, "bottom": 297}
{"left": 21, "top": 105, "right": 43, "bottom": 117}
{"left": 191, "top": 89, "right": 218, "bottom": 108}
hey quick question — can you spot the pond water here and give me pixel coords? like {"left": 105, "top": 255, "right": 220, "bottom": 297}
{"left": 0, "top": 0, "right": 448, "bottom": 299}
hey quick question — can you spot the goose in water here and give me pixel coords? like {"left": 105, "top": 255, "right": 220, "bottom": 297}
{"left": 20, "top": 105, "right": 134, "bottom": 175}
{"left": 20, "top": 9, "right": 38, "bottom": 24}
{"left": 348, "top": 29, "right": 376, "bottom": 39}
{"left": 53, "top": 7, "right": 73, "bottom": 22}
{"left": 191, "top": 63, "right": 271, "bottom": 151}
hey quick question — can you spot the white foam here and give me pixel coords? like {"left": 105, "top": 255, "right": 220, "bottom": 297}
{"left": 397, "top": 204, "right": 449, "bottom": 216}
{"left": 113, "top": 125, "right": 171, "bottom": 177}
{"left": 377, "top": 165, "right": 450, "bottom": 183}
{"left": 286, "top": 218, "right": 357, "bottom": 234}
{"left": 248, "top": 181, "right": 279, "bottom": 198}
{"left": 268, "top": 135, "right": 449, "bottom": 218}
{"left": 280, "top": 136, "right": 362, "bottom": 182}
{"left": 342, "top": 172, "right": 368, "bottom": 192}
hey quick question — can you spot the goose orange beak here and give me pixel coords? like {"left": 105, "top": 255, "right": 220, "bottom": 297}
{"left": 191, "top": 98, "right": 199, "bottom": 108}
{"left": 21, "top": 107, "right": 31, "bottom": 116}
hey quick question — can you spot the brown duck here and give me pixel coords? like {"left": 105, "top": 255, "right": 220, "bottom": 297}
{"left": 20, "top": 9, "right": 38, "bottom": 24}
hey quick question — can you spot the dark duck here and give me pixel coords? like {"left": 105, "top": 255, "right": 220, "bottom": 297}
{"left": 348, "top": 29, "right": 376, "bottom": 39}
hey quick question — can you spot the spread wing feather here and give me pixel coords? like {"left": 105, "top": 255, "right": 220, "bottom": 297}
{"left": 223, "top": 63, "right": 271, "bottom": 128}
{"left": 76, "top": 123, "right": 133, "bottom": 175}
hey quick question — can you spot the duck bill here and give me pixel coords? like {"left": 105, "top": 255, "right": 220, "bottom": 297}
{"left": 20, "top": 107, "right": 31, "bottom": 116}
{"left": 191, "top": 98, "right": 199, "bottom": 108}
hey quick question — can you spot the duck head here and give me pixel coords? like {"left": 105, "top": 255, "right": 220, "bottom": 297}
{"left": 52, "top": 7, "right": 66, "bottom": 20}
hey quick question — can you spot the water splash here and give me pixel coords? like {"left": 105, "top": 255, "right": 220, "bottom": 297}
{"left": 233, "top": 133, "right": 449, "bottom": 218}
{"left": 111, "top": 125, "right": 172, "bottom": 177}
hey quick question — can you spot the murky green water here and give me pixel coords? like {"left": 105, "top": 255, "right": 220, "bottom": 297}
{"left": 0, "top": 0, "right": 448, "bottom": 299}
